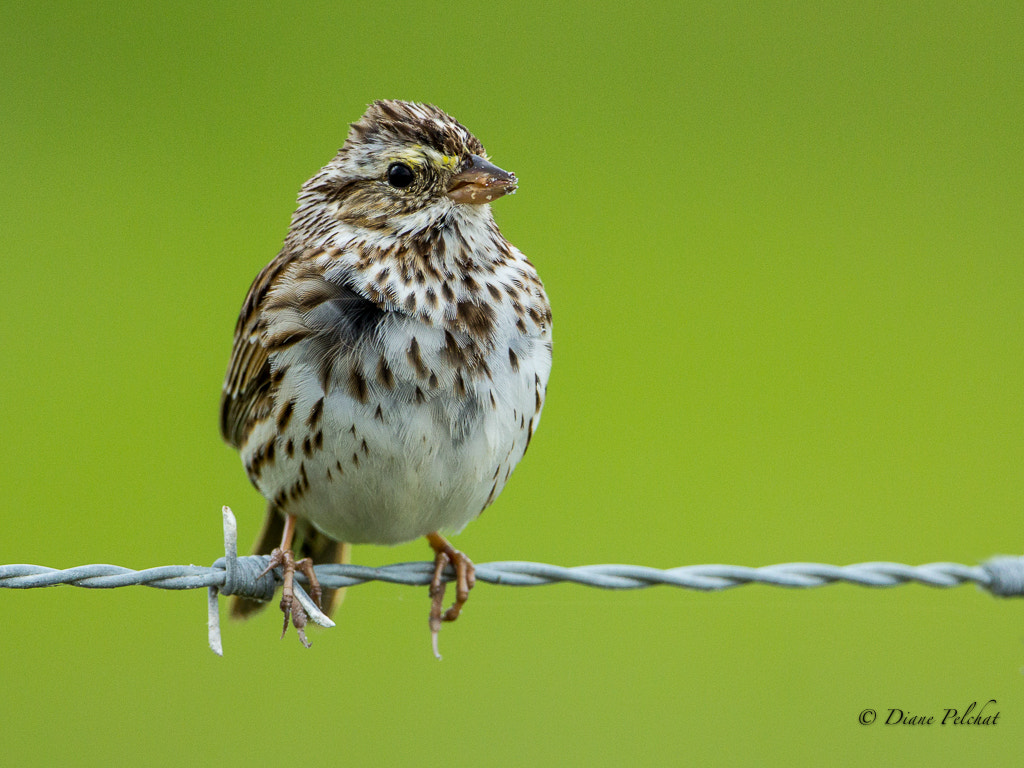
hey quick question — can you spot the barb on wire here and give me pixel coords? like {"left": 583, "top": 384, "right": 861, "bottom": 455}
{"left": 1, "top": 507, "right": 1022, "bottom": 656}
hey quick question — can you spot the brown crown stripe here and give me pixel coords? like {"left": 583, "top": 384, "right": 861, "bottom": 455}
{"left": 351, "top": 100, "right": 485, "bottom": 159}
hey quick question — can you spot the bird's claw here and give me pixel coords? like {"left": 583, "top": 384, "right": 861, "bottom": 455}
{"left": 258, "top": 547, "right": 323, "bottom": 648}
{"left": 427, "top": 536, "right": 476, "bottom": 660}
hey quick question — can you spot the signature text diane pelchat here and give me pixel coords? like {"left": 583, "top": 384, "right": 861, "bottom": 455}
{"left": 858, "top": 700, "right": 1000, "bottom": 726}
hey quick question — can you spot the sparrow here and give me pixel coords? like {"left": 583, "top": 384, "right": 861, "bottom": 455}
{"left": 219, "top": 99, "right": 552, "bottom": 655}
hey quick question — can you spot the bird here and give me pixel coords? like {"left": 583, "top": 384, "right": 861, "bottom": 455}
{"left": 219, "top": 99, "right": 552, "bottom": 655}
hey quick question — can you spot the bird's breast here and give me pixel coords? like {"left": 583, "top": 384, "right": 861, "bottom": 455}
{"left": 244, "top": 284, "right": 551, "bottom": 544}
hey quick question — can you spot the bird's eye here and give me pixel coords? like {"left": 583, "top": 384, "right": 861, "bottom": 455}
{"left": 387, "top": 162, "right": 415, "bottom": 188}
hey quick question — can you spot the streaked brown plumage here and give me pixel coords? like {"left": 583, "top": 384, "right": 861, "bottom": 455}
{"left": 220, "top": 100, "right": 552, "bottom": 654}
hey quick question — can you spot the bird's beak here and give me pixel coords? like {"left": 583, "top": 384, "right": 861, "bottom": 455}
{"left": 447, "top": 154, "right": 517, "bottom": 204}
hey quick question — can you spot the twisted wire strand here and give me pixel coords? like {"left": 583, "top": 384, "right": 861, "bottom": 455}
{"left": 0, "top": 559, "right": 1006, "bottom": 591}
{"left": 2, "top": 507, "right": 1022, "bottom": 656}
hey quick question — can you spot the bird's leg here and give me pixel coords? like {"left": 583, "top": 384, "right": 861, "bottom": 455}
{"left": 257, "top": 513, "right": 323, "bottom": 648}
{"left": 426, "top": 531, "right": 476, "bottom": 659}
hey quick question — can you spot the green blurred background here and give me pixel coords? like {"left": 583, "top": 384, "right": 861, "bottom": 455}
{"left": 2, "top": 1, "right": 1022, "bottom": 764}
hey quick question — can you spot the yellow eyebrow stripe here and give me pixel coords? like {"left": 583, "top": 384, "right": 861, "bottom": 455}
{"left": 405, "top": 145, "right": 460, "bottom": 171}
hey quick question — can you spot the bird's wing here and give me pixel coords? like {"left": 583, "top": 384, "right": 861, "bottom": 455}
{"left": 220, "top": 248, "right": 395, "bottom": 448}
{"left": 219, "top": 250, "right": 296, "bottom": 448}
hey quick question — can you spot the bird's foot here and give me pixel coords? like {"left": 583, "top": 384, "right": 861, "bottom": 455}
{"left": 426, "top": 532, "right": 476, "bottom": 660}
{"left": 257, "top": 547, "right": 323, "bottom": 648}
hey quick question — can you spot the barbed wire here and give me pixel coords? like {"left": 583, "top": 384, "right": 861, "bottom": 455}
{"left": 2, "top": 507, "right": 1022, "bottom": 656}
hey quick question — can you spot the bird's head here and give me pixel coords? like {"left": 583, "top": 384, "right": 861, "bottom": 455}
{"left": 291, "top": 100, "right": 517, "bottom": 242}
